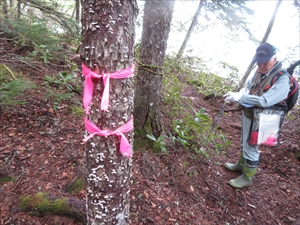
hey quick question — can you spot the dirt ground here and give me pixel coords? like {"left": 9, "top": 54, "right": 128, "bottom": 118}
{"left": 1, "top": 39, "right": 300, "bottom": 225}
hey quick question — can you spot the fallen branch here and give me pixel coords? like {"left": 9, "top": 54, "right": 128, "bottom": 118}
{"left": 19, "top": 192, "right": 86, "bottom": 224}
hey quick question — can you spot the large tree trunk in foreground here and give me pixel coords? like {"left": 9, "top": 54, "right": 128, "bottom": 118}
{"left": 134, "top": 0, "right": 175, "bottom": 139}
{"left": 81, "top": 0, "right": 137, "bottom": 224}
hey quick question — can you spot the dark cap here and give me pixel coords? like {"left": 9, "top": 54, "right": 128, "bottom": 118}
{"left": 252, "top": 43, "right": 276, "bottom": 64}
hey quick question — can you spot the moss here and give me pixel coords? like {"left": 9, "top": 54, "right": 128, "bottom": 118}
{"left": 134, "top": 116, "right": 165, "bottom": 152}
{"left": 52, "top": 198, "right": 70, "bottom": 214}
{"left": 295, "top": 152, "right": 300, "bottom": 161}
{"left": 19, "top": 192, "right": 86, "bottom": 223}
{"left": 19, "top": 192, "right": 70, "bottom": 215}
{"left": 68, "top": 106, "right": 85, "bottom": 117}
{"left": 69, "top": 178, "right": 85, "bottom": 194}
{"left": 134, "top": 117, "right": 153, "bottom": 136}
{"left": 0, "top": 177, "right": 14, "bottom": 182}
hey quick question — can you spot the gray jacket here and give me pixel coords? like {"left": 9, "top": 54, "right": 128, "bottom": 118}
{"left": 239, "top": 61, "right": 290, "bottom": 108}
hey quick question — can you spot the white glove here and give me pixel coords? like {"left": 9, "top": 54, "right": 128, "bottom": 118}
{"left": 223, "top": 88, "right": 248, "bottom": 102}
{"left": 224, "top": 90, "right": 246, "bottom": 102}
{"left": 239, "top": 88, "right": 249, "bottom": 94}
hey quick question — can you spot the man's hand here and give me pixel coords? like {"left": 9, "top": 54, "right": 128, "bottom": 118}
{"left": 223, "top": 92, "right": 243, "bottom": 102}
{"left": 223, "top": 88, "right": 248, "bottom": 102}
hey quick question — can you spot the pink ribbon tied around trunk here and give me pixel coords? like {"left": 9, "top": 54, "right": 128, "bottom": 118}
{"left": 83, "top": 117, "right": 133, "bottom": 158}
{"left": 82, "top": 63, "right": 135, "bottom": 113}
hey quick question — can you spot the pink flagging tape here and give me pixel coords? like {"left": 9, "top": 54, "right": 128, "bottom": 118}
{"left": 82, "top": 63, "right": 135, "bottom": 113}
{"left": 83, "top": 117, "right": 133, "bottom": 158}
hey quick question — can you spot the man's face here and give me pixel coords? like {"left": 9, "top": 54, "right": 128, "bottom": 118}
{"left": 257, "top": 57, "right": 277, "bottom": 74}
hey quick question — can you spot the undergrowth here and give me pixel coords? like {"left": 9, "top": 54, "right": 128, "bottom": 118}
{"left": 145, "top": 55, "right": 234, "bottom": 159}
{"left": 0, "top": 15, "right": 82, "bottom": 109}
{"left": 0, "top": 64, "right": 36, "bottom": 105}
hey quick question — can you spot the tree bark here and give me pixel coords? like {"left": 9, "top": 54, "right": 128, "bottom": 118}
{"left": 81, "top": 0, "right": 137, "bottom": 224}
{"left": 134, "top": 0, "right": 175, "bottom": 139}
{"left": 75, "top": 0, "right": 80, "bottom": 21}
{"left": 17, "top": 0, "right": 21, "bottom": 18}
{"left": 176, "top": 0, "right": 204, "bottom": 60}
{"left": 237, "top": 0, "right": 282, "bottom": 91}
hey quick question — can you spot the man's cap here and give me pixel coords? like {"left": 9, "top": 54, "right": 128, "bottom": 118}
{"left": 252, "top": 43, "right": 276, "bottom": 64}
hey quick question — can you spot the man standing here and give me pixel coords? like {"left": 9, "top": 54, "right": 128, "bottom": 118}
{"left": 223, "top": 43, "right": 290, "bottom": 188}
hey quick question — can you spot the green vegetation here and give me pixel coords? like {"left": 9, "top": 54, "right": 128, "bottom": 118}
{"left": 0, "top": 8, "right": 82, "bottom": 109}
{"left": 68, "top": 178, "right": 85, "bottom": 194}
{"left": 0, "top": 64, "right": 36, "bottom": 106}
{"left": 68, "top": 106, "right": 85, "bottom": 117}
{"left": 146, "top": 134, "right": 167, "bottom": 153}
{"left": 20, "top": 192, "right": 70, "bottom": 214}
{"left": 19, "top": 192, "right": 85, "bottom": 223}
{"left": 144, "top": 55, "right": 232, "bottom": 158}
{"left": 0, "top": 176, "right": 14, "bottom": 182}
{"left": 44, "top": 70, "right": 80, "bottom": 93}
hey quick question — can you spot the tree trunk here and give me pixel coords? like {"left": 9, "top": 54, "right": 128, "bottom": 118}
{"left": 237, "top": 0, "right": 282, "bottom": 91}
{"left": 81, "top": 0, "right": 137, "bottom": 224}
{"left": 134, "top": 0, "right": 175, "bottom": 139}
{"left": 3, "top": 0, "right": 8, "bottom": 18}
{"left": 17, "top": 0, "right": 21, "bottom": 18}
{"left": 176, "top": 0, "right": 204, "bottom": 60}
{"left": 75, "top": 0, "right": 80, "bottom": 21}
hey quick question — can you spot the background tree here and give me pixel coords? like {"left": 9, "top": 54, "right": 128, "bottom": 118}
{"left": 237, "top": 0, "right": 282, "bottom": 90}
{"left": 75, "top": 0, "right": 80, "bottom": 21}
{"left": 176, "top": 0, "right": 254, "bottom": 60}
{"left": 80, "top": 0, "right": 137, "bottom": 224}
{"left": 134, "top": 0, "right": 175, "bottom": 139}
{"left": 176, "top": 0, "right": 203, "bottom": 60}
{"left": 0, "top": 0, "right": 80, "bottom": 38}
{"left": 17, "top": 0, "right": 21, "bottom": 18}
{"left": 2, "top": 0, "right": 8, "bottom": 18}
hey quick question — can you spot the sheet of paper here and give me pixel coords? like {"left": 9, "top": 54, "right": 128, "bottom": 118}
{"left": 257, "top": 114, "right": 280, "bottom": 145}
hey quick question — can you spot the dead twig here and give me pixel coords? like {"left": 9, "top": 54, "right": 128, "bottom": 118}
{"left": 12, "top": 166, "right": 26, "bottom": 191}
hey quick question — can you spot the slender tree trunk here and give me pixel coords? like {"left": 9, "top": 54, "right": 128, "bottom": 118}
{"left": 176, "top": 0, "right": 204, "bottom": 60}
{"left": 237, "top": 0, "right": 282, "bottom": 90}
{"left": 81, "top": 0, "right": 137, "bottom": 224}
{"left": 134, "top": 0, "right": 175, "bottom": 139}
{"left": 75, "top": 0, "right": 80, "bottom": 21}
{"left": 3, "top": 0, "right": 8, "bottom": 18}
{"left": 17, "top": 0, "right": 21, "bottom": 18}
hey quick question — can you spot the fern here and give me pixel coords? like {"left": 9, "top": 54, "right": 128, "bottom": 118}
{"left": 0, "top": 79, "right": 36, "bottom": 105}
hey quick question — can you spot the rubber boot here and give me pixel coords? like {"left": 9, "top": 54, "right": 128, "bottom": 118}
{"left": 228, "top": 165, "right": 257, "bottom": 189}
{"left": 224, "top": 152, "right": 245, "bottom": 173}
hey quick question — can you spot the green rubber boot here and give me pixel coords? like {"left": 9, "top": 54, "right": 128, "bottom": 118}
{"left": 224, "top": 153, "right": 245, "bottom": 173}
{"left": 228, "top": 165, "right": 257, "bottom": 189}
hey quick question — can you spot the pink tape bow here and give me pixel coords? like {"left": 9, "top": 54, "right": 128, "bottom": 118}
{"left": 83, "top": 117, "right": 133, "bottom": 158}
{"left": 82, "top": 63, "right": 135, "bottom": 113}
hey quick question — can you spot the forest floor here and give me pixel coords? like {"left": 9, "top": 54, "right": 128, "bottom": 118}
{"left": 1, "top": 38, "right": 300, "bottom": 225}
